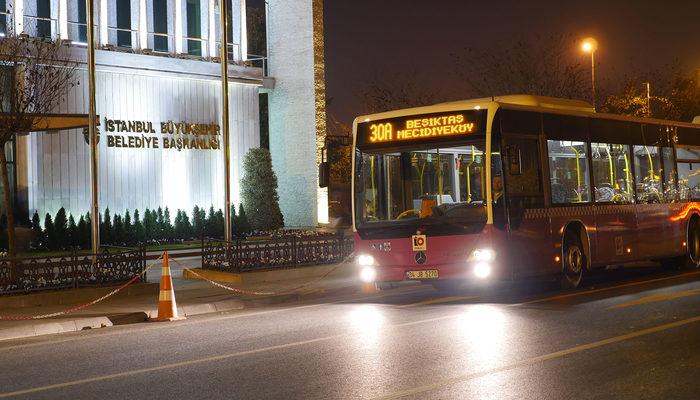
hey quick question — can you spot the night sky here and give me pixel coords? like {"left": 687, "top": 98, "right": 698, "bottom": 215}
{"left": 324, "top": 0, "right": 700, "bottom": 125}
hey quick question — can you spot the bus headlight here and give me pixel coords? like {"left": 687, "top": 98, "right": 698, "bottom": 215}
{"left": 474, "top": 262, "right": 492, "bottom": 279}
{"left": 357, "top": 254, "right": 376, "bottom": 266}
{"left": 360, "top": 266, "right": 377, "bottom": 283}
{"left": 470, "top": 248, "right": 495, "bottom": 262}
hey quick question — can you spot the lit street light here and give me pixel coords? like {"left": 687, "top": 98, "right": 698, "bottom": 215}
{"left": 581, "top": 37, "right": 598, "bottom": 111}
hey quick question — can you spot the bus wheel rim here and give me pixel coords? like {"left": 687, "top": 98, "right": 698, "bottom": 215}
{"left": 565, "top": 246, "right": 583, "bottom": 275}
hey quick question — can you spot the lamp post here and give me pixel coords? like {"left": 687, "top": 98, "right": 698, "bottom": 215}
{"left": 86, "top": 0, "right": 100, "bottom": 254}
{"left": 643, "top": 81, "right": 651, "bottom": 117}
{"left": 581, "top": 37, "right": 598, "bottom": 111}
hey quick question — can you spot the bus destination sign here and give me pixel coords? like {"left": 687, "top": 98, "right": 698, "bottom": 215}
{"left": 356, "top": 110, "right": 484, "bottom": 148}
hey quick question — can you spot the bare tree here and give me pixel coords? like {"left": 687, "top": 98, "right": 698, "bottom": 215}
{"left": 452, "top": 34, "right": 589, "bottom": 101}
{"left": 601, "top": 65, "right": 700, "bottom": 122}
{"left": 0, "top": 35, "right": 79, "bottom": 257}
{"left": 359, "top": 68, "right": 438, "bottom": 114}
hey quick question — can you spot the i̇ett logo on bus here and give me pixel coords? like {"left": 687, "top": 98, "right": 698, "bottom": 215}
{"left": 412, "top": 235, "right": 427, "bottom": 251}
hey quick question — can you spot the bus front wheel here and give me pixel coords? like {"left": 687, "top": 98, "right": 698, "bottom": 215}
{"left": 561, "top": 231, "right": 585, "bottom": 289}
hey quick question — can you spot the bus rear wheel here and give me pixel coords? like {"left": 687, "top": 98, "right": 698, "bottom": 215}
{"left": 685, "top": 217, "right": 700, "bottom": 269}
{"left": 561, "top": 231, "right": 585, "bottom": 289}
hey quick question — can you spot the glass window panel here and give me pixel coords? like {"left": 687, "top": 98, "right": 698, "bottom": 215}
{"left": 661, "top": 147, "right": 678, "bottom": 202}
{"left": 591, "top": 143, "right": 634, "bottom": 203}
{"left": 0, "top": 0, "right": 6, "bottom": 35}
{"left": 186, "top": 0, "right": 202, "bottom": 56}
{"left": 547, "top": 140, "right": 591, "bottom": 204}
{"left": 676, "top": 146, "right": 700, "bottom": 161}
{"left": 77, "top": 0, "right": 87, "bottom": 42}
{"left": 153, "top": 0, "right": 168, "bottom": 52}
{"left": 116, "top": 0, "right": 132, "bottom": 47}
{"left": 356, "top": 143, "right": 487, "bottom": 224}
{"left": 633, "top": 145, "right": 663, "bottom": 203}
{"left": 677, "top": 162, "right": 700, "bottom": 201}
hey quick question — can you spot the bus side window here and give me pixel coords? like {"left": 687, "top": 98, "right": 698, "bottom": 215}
{"left": 591, "top": 143, "right": 634, "bottom": 204}
{"left": 676, "top": 146, "right": 700, "bottom": 200}
{"left": 546, "top": 140, "right": 591, "bottom": 204}
{"left": 633, "top": 145, "right": 663, "bottom": 203}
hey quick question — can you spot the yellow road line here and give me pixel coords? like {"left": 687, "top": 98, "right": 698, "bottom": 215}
{"left": 514, "top": 269, "right": 700, "bottom": 306}
{"left": 608, "top": 288, "right": 700, "bottom": 309}
{"left": 398, "top": 296, "right": 476, "bottom": 308}
{"left": 373, "top": 314, "right": 700, "bottom": 399}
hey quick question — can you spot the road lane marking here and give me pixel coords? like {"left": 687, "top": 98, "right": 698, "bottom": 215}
{"left": 0, "top": 285, "right": 434, "bottom": 352}
{"left": 513, "top": 269, "right": 700, "bottom": 306}
{"left": 373, "top": 314, "right": 700, "bottom": 399}
{"left": 397, "top": 296, "right": 477, "bottom": 308}
{"left": 0, "top": 312, "right": 463, "bottom": 398}
{"left": 608, "top": 288, "right": 700, "bottom": 309}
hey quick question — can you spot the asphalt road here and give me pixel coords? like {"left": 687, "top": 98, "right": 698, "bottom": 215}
{"left": 2, "top": 264, "right": 700, "bottom": 399}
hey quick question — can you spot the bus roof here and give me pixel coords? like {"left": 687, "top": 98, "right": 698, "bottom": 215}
{"left": 354, "top": 94, "right": 700, "bottom": 129}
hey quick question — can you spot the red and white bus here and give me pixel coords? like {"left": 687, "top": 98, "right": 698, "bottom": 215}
{"left": 351, "top": 95, "right": 700, "bottom": 289}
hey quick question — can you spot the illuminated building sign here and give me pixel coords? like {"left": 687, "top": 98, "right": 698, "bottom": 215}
{"left": 103, "top": 118, "right": 221, "bottom": 151}
{"left": 356, "top": 110, "right": 485, "bottom": 148}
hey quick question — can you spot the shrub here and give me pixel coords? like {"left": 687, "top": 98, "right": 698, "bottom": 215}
{"left": 241, "top": 148, "right": 284, "bottom": 230}
{"left": 43, "top": 213, "right": 55, "bottom": 250}
{"left": 67, "top": 215, "right": 78, "bottom": 247}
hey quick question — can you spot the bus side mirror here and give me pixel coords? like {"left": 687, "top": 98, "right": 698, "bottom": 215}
{"left": 319, "top": 161, "right": 329, "bottom": 188}
{"left": 506, "top": 144, "right": 522, "bottom": 175}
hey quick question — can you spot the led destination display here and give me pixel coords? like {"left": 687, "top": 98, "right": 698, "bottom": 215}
{"left": 356, "top": 110, "right": 485, "bottom": 148}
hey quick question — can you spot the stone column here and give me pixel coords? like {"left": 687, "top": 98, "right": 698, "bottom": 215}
{"left": 267, "top": 0, "right": 325, "bottom": 227}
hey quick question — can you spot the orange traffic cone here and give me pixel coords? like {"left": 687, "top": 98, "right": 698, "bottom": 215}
{"left": 361, "top": 282, "right": 379, "bottom": 294}
{"left": 153, "top": 252, "right": 184, "bottom": 321}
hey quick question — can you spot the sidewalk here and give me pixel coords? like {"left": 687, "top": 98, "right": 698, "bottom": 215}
{"left": 0, "top": 258, "right": 362, "bottom": 342}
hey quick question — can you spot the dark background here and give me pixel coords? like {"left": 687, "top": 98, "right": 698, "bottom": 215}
{"left": 324, "top": 0, "right": 700, "bottom": 124}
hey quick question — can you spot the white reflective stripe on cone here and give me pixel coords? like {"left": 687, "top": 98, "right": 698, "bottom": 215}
{"left": 159, "top": 291, "right": 172, "bottom": 301}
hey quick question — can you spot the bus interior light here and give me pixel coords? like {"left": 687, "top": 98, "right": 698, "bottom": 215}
{"left": 471, "top": 248, "right": 495, "bottom": 262}
{"left": 360, "top": 266, "right": 377, "bottom": 283}
{"left": 474, "top": 262, "right": 492, "bottom": 279}
{"left": 358, "top": 254, "right": 376, "bottom": 266}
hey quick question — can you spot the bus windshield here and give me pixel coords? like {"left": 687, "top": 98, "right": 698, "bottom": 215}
{"left": 355, "top": 141, "right": 489, "bottom": 226}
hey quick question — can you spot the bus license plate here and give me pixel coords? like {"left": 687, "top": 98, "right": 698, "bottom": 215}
{"left": 406, "top": 270, "right": 439, "bottom": 280}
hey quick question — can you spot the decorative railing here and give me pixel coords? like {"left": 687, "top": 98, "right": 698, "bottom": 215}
{"left": 202, "top": 234, "right": 354, "bottom": 273}
{"left": 0, "top": 247, "right": 146, "bottom": 295}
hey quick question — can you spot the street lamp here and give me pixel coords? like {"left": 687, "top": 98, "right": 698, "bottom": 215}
{"left": 581, "top": 37, "right": 598, "bottom": 111}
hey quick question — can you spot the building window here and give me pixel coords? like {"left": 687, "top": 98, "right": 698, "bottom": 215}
{"left": 547, "top": 140, "right": 591, "bottom": 204}
{"left": 152, "top": 0, "right": 168, "bottom": 52}
{"left": 0, "top": 0, "right": 7, "bottom": 36}
{"left": 76, "top": 0, "right": 87, "bottom": 43}
{"left": 36, "top": 0, "right": 52, "bottom": 39}
{"left": 592, "top": 143, "right": 634, "bottom": 203}
{"left": 186, "top": 0, "right": 201, "bottom": 56}
{"left": 116, "top": 0, "right": 132, "bottom": 48}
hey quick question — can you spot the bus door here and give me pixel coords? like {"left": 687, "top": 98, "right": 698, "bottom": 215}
{"left": 501, "top": 135, "right": 549, "bottom": 276}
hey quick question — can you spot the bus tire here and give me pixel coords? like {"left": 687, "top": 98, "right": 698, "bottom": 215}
{"left": 684, "top": 216, "right": 700, "bottom": 269}
{"left": 561, "top": 230, "right": 586, "bottom": 289}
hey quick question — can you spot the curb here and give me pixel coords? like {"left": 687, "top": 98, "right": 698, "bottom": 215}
{"left": 0, "top": 283, "right": 362, "bottom": 343}
{"left": 0, "top": 283, "right": 160, "bottom": 309}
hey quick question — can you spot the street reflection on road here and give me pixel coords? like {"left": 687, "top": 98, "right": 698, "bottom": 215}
{"left": 347, "top": 304, "right": 385, "bottom": 347}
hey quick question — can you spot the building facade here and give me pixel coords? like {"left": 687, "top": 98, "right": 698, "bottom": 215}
{"left": 1, "top": 0, "right": 326, "bottom": 227}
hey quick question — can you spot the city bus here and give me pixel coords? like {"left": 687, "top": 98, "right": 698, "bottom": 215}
{"left": 351, "top": 95, "right": 700, "bottom": 290}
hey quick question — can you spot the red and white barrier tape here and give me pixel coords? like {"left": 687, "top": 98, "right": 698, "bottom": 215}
{"left": 173, "top": 252, "right": 355, "bottom": 297}
{"left": 0, "top": 255, "right": 163, "bottom": 321}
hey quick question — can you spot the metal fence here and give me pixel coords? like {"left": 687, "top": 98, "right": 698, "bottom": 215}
{"left": 202, "top": 234, "right": 354, "bottom": 273}
{"left": 0, "top": 247, "right": 147, "bottom": 295}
